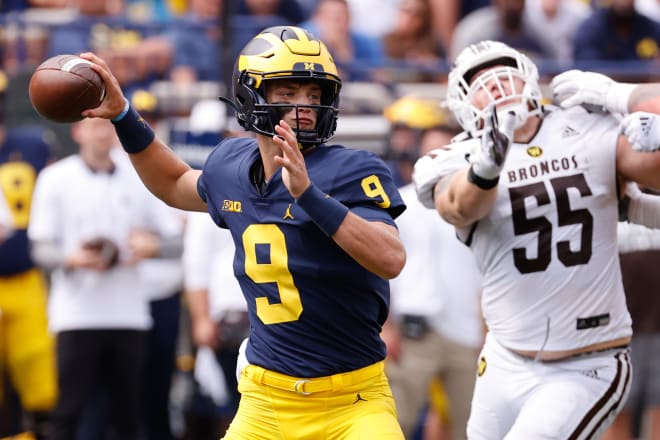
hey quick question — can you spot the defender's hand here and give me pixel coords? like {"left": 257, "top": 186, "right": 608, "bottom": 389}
{"left": 551, "top": 70, "right": 634, "bottom": 114}
{"left": 620, "top": 112, "right": 660, "bottom": 152}
{"left": 470, "top": 103, "right": 516, "bottom": 180}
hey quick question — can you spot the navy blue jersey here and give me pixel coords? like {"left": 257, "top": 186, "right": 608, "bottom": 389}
{"left": 198, "top": 138, "right": 405, "bottom": 377}
{"left": 0, "top": 128, "right": 52, "bottom": 275}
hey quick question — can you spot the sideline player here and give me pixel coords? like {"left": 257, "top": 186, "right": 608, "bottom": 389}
{"left": 0, "top": 84, "right": 56, "bottom": 438}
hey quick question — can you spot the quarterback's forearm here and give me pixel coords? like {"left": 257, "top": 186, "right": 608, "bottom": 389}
{"left": 435, "top": 168, "right": 498, "bottom": 228}
{"left": 128, "top": 140, "right": 207, "bottom": 212}
{"left": 333, "top": 216, "right": 406, "bottom": 280}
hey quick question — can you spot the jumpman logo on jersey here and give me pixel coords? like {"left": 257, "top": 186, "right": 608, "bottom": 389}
{"left": 353, "top": 393, "right": 368, "bottom": 404}
{"left": 283, "top": 203, "right": 295, "bottom": 220}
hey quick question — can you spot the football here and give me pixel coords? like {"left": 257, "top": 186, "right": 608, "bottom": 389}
{"left": 82, "top": 237, "right": 120, "bottom": 269}
{"left": 28, "top": 54, "right": 105, "bottom": 123}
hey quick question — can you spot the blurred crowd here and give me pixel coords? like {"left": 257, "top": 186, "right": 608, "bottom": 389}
{"left": 1, "top": 0, "right": 660, "bottom": 440}
{"left": 1, "top": 0, "right": 660, "bottom": 126}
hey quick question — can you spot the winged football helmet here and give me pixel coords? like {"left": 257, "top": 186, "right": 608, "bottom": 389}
{"left": 230, "top": 26, "right": 341, "bottom": 147}
{"left": 383, "top": 95, "right": 448, "bottom": 131}
{"left": 382, "top": 95, "right": 453, "bottom": 161}
{"left": 446, "top": 41, "right": 543, "bottom": 137}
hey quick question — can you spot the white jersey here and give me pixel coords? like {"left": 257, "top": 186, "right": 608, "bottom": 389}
{"left": 455, "top": 106, "right": 632, "bottom": 352}
{"left": 183, "top": 211, "right": 247, "bottom": 320}
{"left": 391, "top": 183, "right": 483, "bottom": 348}
{"left": 109, "top": 151, "right": 186, "bottom": 302}
{"left": 29, "top": 153, "right": 180, "bottom": 332}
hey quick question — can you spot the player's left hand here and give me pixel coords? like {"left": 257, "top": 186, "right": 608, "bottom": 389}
{"left": 551, "top": 70, "right": 609, "bottom": 110}
{"left": 550, "top": 69, "right": 633, "bottom": 115}
{"left": 620, "top": 112, "right": 660, "bottom": 152}
{"left": 273, "top": 120, "right": 311, "bottom": 198}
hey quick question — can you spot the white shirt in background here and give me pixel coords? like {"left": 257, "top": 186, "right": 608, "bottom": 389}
{"left": 29, "top": 153, "right": 182, "bottom": 333}
{"left": 183, "top": 211, "right": 247, "bottom": 320}
{"left": 390, "top": 183, "right": 483, "bottom": 349}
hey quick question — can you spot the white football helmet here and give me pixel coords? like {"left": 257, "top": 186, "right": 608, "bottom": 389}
{"left": 446, "top": 41, "right": 543, "bottom": 137}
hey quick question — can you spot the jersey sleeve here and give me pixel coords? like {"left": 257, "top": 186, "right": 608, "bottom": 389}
{"left": 413, "top": 140, "right": 474, "bottom": 209}
{"left": 327, "top": 148, "right": 406, "bottom": 222}
{"left": 27, "top": 165, "right": 61, "bottom": 243}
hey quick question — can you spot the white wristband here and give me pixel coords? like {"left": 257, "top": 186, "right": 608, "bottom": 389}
{"left": 606, "top": 83, "right": 636, "bottom": 114}
{"left": 470, "top": 158, "right": 501, "bottom": 180}
{"left": 626, "top": 182, "right": 660, "bottom": 229}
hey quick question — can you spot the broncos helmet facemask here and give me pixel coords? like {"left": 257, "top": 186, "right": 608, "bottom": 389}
{"left": 226, "top": 26, "right": 342, "bottom": 148}
{"left": 446, "top": 40, "right": 543, "bottom": 138}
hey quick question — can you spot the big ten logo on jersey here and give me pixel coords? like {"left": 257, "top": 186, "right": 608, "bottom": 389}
{"left": 223, "top": 200, "right": 242, "bottom": 213}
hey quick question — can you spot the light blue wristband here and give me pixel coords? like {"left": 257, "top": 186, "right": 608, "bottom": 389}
{"left": 111, "top": 97, "right": 130, "bottom": 122}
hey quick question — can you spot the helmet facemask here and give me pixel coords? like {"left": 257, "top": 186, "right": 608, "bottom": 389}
{"left": 446, "top": 41, "right": 543, "bottom": 138}
{"left": 461, "top": 66, "right": 540, "bottom": 135}
{"left": 228, "top": 26, "right": 342, "bottom": 149}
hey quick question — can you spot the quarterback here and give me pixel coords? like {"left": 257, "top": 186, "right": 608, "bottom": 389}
{"left": 80, "top": 26, "right": 407, "bottom": 439}
{"left": 414, "top": 40, "right": 660, "bottom": 439}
